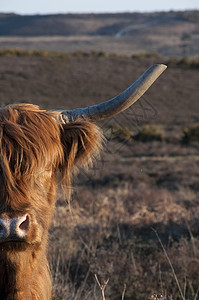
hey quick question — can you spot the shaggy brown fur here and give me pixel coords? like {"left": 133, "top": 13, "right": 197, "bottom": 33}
{"left": 0, "top": 104, "right": 102, "bottom": 300}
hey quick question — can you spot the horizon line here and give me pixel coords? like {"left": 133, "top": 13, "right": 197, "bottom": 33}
{"left": 0, "top": 8, "right": 199, "bottom": 16}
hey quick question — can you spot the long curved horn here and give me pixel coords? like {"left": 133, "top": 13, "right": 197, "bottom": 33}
{"left": 57, "top": 64, "right": 167, "bottom": 123}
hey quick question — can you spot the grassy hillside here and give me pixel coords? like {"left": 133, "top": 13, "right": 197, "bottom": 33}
{"left": 0, "top": 11, "right": 199, "bottom": 36}
{"left": 0, "top": 52, "right": 199, "bottom": 299}
{"left": 0, "top": 11, "right": 199, "bottom": 57}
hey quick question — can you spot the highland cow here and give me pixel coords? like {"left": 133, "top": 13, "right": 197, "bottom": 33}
{"left": 0, "top": 64, "right": 166, "bottom": 299}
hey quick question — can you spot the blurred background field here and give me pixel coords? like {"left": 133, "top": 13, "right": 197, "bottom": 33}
{"left": 1, "top": 11, "right": 199, "bottom": 57}
{"left": 0, "top": 10, "right": 199, "bottom": 299}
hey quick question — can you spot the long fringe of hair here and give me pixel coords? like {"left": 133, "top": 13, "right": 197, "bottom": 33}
{"left": 0, "top": 104, "right": 103, "bottom": 202}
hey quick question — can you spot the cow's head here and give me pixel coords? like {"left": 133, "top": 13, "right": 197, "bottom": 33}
{"left": 0, "top": 64, "right": 166, "bottom": 251}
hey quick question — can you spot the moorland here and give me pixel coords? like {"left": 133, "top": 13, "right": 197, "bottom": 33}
{"left": 0, "top": 9, "right": 199, "bottom": 300}
{"left": 0, "top": 10, "right": 199, "bottom": 57}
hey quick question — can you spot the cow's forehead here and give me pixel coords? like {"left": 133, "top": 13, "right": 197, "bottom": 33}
{"left": 0, "top": 104, "right": 64, "bottom": 208}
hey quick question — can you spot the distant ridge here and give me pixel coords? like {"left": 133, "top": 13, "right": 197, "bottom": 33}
{"left": 0, "top": 10, "right": 199, "bottom": 57}
{"left": 0, "top": 10, "right": 198, "bottom": 36}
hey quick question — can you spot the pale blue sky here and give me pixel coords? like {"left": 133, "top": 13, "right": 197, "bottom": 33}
{"left": 1, "top": 0, "right": 199, "bottom": 15}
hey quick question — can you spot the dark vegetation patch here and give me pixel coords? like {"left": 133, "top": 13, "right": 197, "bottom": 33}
{"left": 0, "top": 49, "right": 199, "bottom": 69}
{"left": 134, "top": 125, "right": 164, "bottom": 142}
{"left": 182, "top": 124, "right": 199, "bottom": 143}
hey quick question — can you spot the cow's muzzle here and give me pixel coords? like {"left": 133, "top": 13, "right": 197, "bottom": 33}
{"left": 0, "top": 214, "right": 29, "bottom": 243}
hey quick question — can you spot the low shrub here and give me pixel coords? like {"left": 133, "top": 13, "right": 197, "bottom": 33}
{"left": 167, "top": 56, "right": 199, "bottom": 69}
{"left": 0, "top": 48, "right": 61, "bottom": 57}
{"left": 131, "top": 53, "right": 160, "bottom": 59}
{"left": 134, "top": 125, "right": 164, "bottom": 142}
{"left": 108, "top": 124, "right": 133, "bottom": 143}
{"left": 182, "top": 124, "right": 199, "bottom": 143}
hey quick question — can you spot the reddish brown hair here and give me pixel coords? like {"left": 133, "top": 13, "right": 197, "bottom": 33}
{"left": 0, "top": 103, "right": 102, "bottom": 299}
{"left": 0, "top": 103, "right": 102, "bottom": 200}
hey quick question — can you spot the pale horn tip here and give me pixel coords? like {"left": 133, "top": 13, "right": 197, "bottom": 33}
{"left": 153, "top": 63, "right": 167, "bottom": 72}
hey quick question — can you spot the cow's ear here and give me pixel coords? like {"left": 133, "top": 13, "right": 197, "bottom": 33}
{"left": 59, "top": 121, "right": 103, "bottom": 190}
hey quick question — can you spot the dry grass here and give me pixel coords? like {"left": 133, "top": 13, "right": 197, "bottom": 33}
{"left": 50, "top": 175, "right": 199, "bottom": 299}
{"left": 48, "top": 119, "right": 199, "bottom": 299}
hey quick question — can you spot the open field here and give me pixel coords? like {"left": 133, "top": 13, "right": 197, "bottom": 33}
{"left": 0, "top": 10, "right": 199, "bottom": 57}
{"left": 0, "top": 52, "right": 199, "bottom": 299}
{"left": 0, "top": 32, "right": 198, "bottom": 57}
